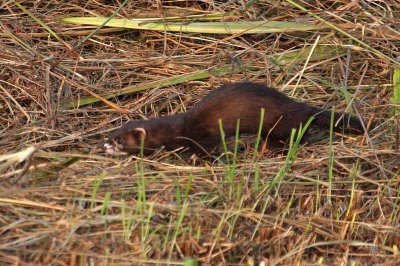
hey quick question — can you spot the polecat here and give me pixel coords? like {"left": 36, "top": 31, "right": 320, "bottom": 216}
{"left": 104, "top": 82, "right": 365, "bottom": 155}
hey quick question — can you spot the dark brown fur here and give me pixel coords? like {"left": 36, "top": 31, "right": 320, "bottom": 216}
{"left": 105, "top": 82, "right": 365, "bottom": 155}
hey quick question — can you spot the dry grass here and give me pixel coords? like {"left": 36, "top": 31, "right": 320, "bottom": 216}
{"left": 1, "top": 1, "right": 399, "bottom": 265}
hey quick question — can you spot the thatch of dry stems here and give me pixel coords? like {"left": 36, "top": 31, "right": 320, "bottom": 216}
{"left": 1, "top": 1, "right": 399, "bottom": 265}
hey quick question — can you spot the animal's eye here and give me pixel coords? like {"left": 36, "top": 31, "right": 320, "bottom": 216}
{"left": 114, "top": 138, "right": 124, "bottom": 145}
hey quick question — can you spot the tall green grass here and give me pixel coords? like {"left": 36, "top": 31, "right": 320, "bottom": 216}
{"left": 121, "top": 199, "right": 134, "bottom": 241}
{"left": 251, "top": 117, "right": 314, "bottom": 240}
{"left": 218, "top": 118, "right": 242, "bottom": 201}
{"left": 90, "top": 172, "right": 105, "bottom": 209}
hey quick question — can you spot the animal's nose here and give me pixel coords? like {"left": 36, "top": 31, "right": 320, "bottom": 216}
{"left": 104, "top": 143, "right": 116, "bottom": 154}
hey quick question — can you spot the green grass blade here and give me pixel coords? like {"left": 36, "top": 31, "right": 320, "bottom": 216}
{"left": 252, "top": 108, "right": 265, "bottom": 160}
{"left": 392, "top": 69, "right": 400, "bottom": 116}
{"left": 63, "top": 45, "right": 347, "bottom": 109}
{"left": 183, "top": 258, "right": 199, "bottom": 266}
{"left": 62, "top": 65, "right": 238, "bottom": 108}
{"left": 62, "top": 17, "right": 319, "bottom": 34}
{"left": 101, "top": 192, "right": 111, "bottom": 216}
{"left": 90, "top": 172, "right": 105, "bottom": 209}
{"left": 14, "top": 1, "right": 64, "bottom": 44}
{"left": 218, "top": 119, "right": 230, "bottom": 166}
{"left": 327, "top": 109, "right": 335, "bottom": 204}
{"left": 270, "top": 44, "right": 346, "bottom": 66}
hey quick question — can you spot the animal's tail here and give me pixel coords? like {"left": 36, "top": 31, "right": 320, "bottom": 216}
{"left": 312, "top": 109, "right": 365, "bottom": 135}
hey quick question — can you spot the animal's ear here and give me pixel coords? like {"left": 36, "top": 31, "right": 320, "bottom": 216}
{"left": 131, "top": 127, "right": 146, "bottom": 141}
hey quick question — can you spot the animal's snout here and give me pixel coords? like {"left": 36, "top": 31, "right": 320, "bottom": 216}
{"left": 104, "top": 143, "right": 117, "bottom": 155}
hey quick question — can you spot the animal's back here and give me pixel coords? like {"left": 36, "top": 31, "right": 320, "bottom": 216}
{"left": 185, "top": 82, "right": 310, "bottom": 138}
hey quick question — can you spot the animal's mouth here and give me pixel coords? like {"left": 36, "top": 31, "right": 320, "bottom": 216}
{"left": 104, "top": 143, "right": 127, "bottom": 155}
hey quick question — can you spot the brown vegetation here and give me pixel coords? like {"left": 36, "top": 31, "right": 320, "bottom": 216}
{"left": 0, "top": 1, "right": 399, "bottom": 265}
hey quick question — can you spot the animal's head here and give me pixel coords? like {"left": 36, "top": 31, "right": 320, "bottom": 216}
{"left": 104, "top": 122, "right": 147, "bottom": 155}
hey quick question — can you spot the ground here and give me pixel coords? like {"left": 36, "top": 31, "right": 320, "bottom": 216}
{"left": 0, "top": 1, "right": 399, "bottom": 265}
